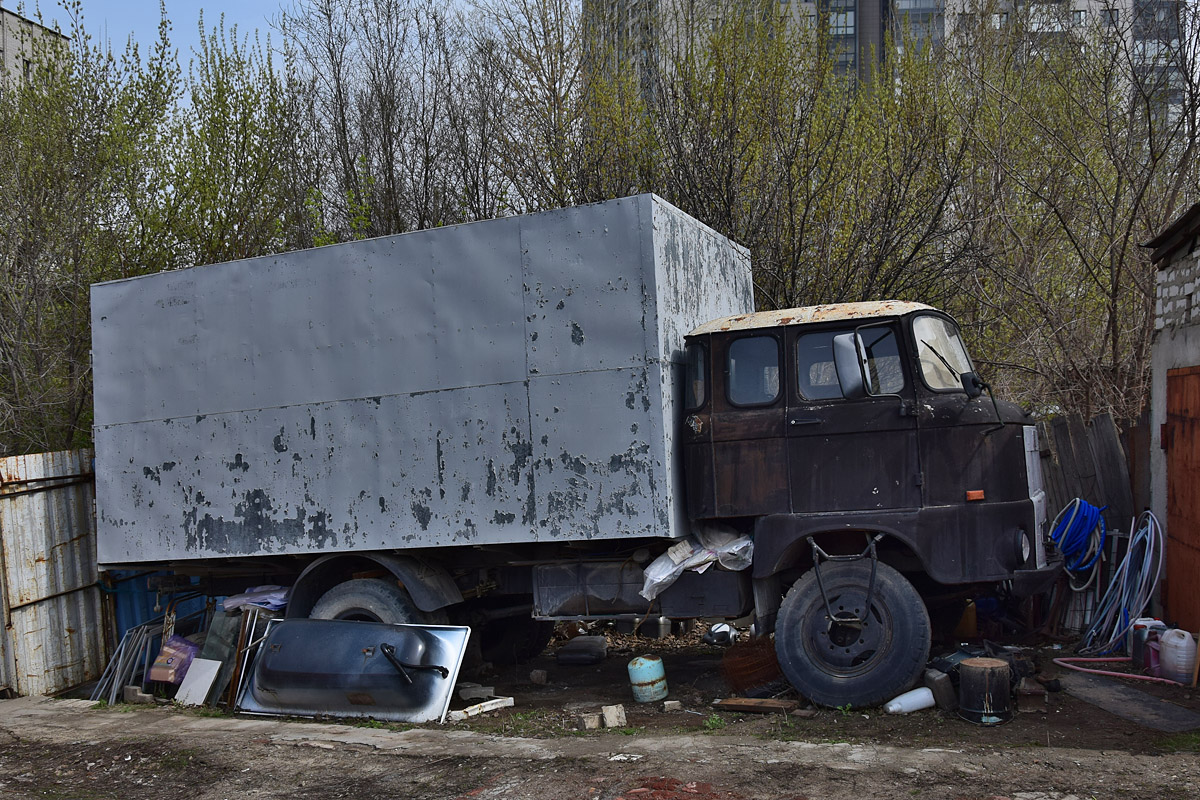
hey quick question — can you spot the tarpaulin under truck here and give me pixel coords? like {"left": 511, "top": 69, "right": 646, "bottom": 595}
{"left": 91, "top": 195, "right": 1060, "bottom": 708}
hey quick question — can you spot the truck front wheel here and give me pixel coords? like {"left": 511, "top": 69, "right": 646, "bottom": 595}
{"left": 309, "top": 578, "right": 443, "bottom": 624}
{"left": 774, "top": 561, "right": 930, "bottom": 708}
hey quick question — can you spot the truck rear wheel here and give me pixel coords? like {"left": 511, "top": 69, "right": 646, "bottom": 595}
{"left": 309, "top": 578, "right": 441, "bottom": 624}
{"left": 774, "top": 561, "right": 930, "bottom": 708}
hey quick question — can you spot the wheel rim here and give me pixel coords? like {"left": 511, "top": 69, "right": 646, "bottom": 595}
{"left": 798, "top": 582, "right": 894, "bottom": 678}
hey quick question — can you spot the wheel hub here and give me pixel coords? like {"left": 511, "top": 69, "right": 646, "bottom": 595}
{"left": 802, "top": 590, "right": 891, "bottom": 675}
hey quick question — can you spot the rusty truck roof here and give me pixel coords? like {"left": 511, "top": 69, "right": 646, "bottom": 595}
{"left": 688, "top": 301, "right": 937, "bottom": 336}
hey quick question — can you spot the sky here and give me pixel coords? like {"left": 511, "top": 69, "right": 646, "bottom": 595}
{"left": 8, "top": 1, "right": 289, "bottom": 64}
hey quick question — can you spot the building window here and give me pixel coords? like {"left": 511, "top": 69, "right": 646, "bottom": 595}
{"left": 1072, "top": 10, "right": 1086, "bottom": 26}
{"left": 831, "top": 11, "right": 855, "bottom": 36}
{"left": 1104, "top": 8, "right": 1119, "bottom": 27}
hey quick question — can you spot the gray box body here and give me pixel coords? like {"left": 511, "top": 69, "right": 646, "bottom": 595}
{"left": 92, "top": 195, "right": 752, "bottom": 565}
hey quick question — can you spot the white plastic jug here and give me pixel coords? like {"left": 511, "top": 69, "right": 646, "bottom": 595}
{"left": 884, "top": 686, "right": 935, "bottom": 714}
{"left": 1159, "top": 629, "right": 1198, "bottom": 685}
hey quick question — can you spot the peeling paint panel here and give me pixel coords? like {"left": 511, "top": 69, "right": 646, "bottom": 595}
{"left": 92, "top": 220, "right": 525, "bottom": 427}
{"left": 92, "top": 195, "right": 754, "bottom": 565}
{"left": 529, "top": 368, "right": 664, "bottom": 541}
{"left": 648, "top": 198, "right": 754, "bottom": 360}
{"left": 1, "top": 450, "right": 105, "bottom": 696}
{"left": 523, "top": 197, "right": 648, "bottom": 376}
{"left": 96, "top": 383, "right": 531, "bottom": 563}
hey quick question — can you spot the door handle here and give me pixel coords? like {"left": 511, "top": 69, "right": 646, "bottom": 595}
{"left": 789, "top": 417, "right": 821, "bottom": 426}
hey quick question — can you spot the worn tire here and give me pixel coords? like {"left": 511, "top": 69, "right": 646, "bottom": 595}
{"left": 480, "top": 616, "right": 556, "bottom": 664}
{"left": 309, "top": 578, "right": 434, "bottom": 624}
{"left": 774, "top": 561, "right": 930, "bottom": 709}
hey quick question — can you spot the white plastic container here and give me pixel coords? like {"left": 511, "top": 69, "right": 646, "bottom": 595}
{"left": 884, "top": 686, "right": 935, "bottom": 714}
{"left": 1159, "top": 629, "right": 1198, "bottom": 685}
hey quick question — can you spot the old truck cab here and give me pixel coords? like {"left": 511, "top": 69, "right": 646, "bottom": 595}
{"left": 682, "top": 301, "right": 1057, "bottom": 706}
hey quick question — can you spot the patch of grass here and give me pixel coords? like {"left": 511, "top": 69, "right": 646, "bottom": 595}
{"left": 189, "top": 706, "right": 230, "bottom": 718}
{"left": 610, "top": 726, "right": 643, "bottom": 736}
{"left": 702, "top": 713, "right": 726, "bottom": 731}
{"left": 1157, "top": 732, "right": 1200, "bottom": 752}
{"left": 355, "top": 719, "right": 388, "bottom": 729}
{"left": 159, "top": 748, "right": 201, "bottom": 771}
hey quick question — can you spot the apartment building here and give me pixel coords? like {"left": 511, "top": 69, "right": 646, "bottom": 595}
{"left": 0, "top": 3, "right": 67, "bottom": 86}
{"left": 588, "top": 0, "right": 1189, "bottom": 85}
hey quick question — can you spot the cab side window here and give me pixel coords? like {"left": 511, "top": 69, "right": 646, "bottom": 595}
{"left": 796, "top": 327, "right": 904, "bottom": 401}
{"left": 727, "top": 336, "right": 780, "bottom": 406}
{"left": 684, "top": 342, "right": 706, "bottom": 410}
{"left": 796, "top": 332, "right": 842, "bottom": 400}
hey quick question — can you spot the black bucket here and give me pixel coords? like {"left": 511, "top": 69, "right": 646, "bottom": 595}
{"left": 957, "top": 657, "right": 1014, "bottom": 726}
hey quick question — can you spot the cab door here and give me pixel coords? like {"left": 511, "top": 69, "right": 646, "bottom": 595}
{"left": 707, "top": 331, "right": 791, "bottom": 516}
{"left": 786, "top": 323, "right": 921, "bottom": 514}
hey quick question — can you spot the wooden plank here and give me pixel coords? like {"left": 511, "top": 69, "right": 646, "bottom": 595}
{"left": 1066, "top": 414, "right": 1103, "bottom": 506}
{"left": 713, "top": 698, "right": 799, "bottom": 713}
{"left": 1037, "top": 421, "right": 1069, "bottom": 518}
{"left": 1050, "top": 416, "right": 1085, "bottom": 503}
{"left": 447, "top": 696, "right": 514, "bottom": 721}
{"left": 1088, "top": 413, "right": 1135, "bottom": 529}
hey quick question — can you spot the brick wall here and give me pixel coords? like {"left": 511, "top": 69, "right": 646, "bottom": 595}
{"left": 1156, "top": 247, "right": 1200, "bottom": 331}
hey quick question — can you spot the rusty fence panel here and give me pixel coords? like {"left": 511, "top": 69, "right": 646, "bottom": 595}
{"left": 0, "top": 449, "right": 105, "bottom": 696}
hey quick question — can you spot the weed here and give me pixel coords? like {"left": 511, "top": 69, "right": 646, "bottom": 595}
{"left": 355, "top": 719, "right": 387, "bottom": 729}
{"left": 1157, "top": 732, "right": 1200, "bottom": 752}
{"left": 159, "top": 748, "right": 201, "bottom": 771}
{"left": 836, "top": 703, "right": 853, "bottom": 717}
{"left": 702, "top": 713, "right": 726, "bottom": 731}
{"left": 189, "top": 707, "right": 229, "bottom": 718}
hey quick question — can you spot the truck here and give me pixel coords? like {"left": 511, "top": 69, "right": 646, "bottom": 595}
{"left": 91, "top": 194, "right": 1059, "bottom": 707}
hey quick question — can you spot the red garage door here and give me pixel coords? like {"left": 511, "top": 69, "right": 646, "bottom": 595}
{"left": 1165, "top": 367, "right": 1200, "bottom": 632}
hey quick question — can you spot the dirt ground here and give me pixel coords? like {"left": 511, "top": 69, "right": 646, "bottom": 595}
{"left": 1, "top": 629, "right": 1198, "bottom": 800}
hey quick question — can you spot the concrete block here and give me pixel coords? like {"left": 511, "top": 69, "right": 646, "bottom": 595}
{"left": 601, "top": 704, "right": 627, "bottom": 728}
{"left": 457, "top": 683, "right": 495, "bottom": 701}
{"left": 577, "top": 712, "right": 602, "bottom": 730}
{"left": 662, "top": 700, "right": 682, "bottom": 712}
{"left": 123, "top": 685, "right": 154, "bottom": 705}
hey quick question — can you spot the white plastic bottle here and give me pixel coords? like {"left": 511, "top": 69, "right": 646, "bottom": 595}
{"left": 1159, "top": 629, "right": 1198, "bottom": 685}
{"left": 884, "top": 686, "right": 935, "bottom": 714}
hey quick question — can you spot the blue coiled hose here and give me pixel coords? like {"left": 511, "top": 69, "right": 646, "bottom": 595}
{"left": 1050, "top": 498, "right": 1107, "bottom": 576}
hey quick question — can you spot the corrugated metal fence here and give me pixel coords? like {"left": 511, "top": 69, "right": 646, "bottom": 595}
{"left": 0, "top": 449, "right": 106, "bottom": 696}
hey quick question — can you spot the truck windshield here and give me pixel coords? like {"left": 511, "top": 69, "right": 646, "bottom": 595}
{"left": 912, "top": 315, "right": 973, "bottom": 391}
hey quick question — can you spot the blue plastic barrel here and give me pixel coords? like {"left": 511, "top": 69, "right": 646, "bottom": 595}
{"left": 627, "top": 655, "right": 668, "bottom": 702}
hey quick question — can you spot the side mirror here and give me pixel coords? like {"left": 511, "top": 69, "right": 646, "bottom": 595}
{"left": 832, "top": 332, "right": 867, "bottom": 400}
{"left": 960, "top": 371, "right": 986, "bottom": 399}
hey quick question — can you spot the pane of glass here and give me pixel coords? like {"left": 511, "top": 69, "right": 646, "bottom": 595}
{"left": 684, "top": 342, "right": 706, "bottom": 409}
{"left": 860, "top": 327, "right": 905, "bottom": 394}
{"left": 912, "top": 315, "right": 974, "bottom": 391}
{"left": 796, "top": 332, "right": 843, "bottom": 400}
{"left": 728, "top": 337, "right": 780, "bottom": 406}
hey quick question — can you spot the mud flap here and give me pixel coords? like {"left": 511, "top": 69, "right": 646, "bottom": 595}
{"left": 238, "top": 618, "right": 470, "bottom": 723}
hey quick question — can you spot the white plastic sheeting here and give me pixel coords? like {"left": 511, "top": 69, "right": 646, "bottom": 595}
{"left": 0, "top": 449, "right": 105, "bottom": 696}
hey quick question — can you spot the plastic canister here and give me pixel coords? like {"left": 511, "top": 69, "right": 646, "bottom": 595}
{"left": 628, "top": 655, "right": 668, "bottom": 702}
{"left": 1159, "top": 629, "right": 1198, "bottom": 685}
